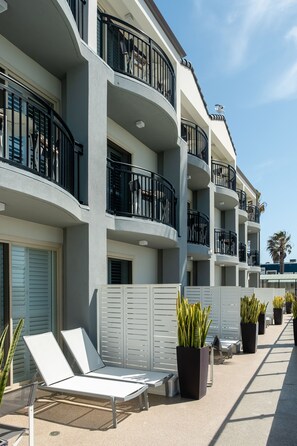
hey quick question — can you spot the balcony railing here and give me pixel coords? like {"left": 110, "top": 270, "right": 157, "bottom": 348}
{"left": 239, "top": 242, "right": 247, "bottom": 262}
{"left": 181, "top": 119, "right": 208, "bottom": 164}
{"left": 214, "top": 229, "right": 237, "bottom": 256}
{"left": 66, "top": 0, "right": 86, "bottom": 40}
{"left": 0, "top": 72, "right": 82, "bottom": 201}
{"left": 247, "top": 204, "right": 260, "bottom": 223}
{"left": 107, "top": 158, "right": 176, "bottom": 228}
{"left": 187, "top": 210, "right": 209, "bottom": 246}
{"left": 248, "top": 250, "right": 260, "bottom": 266}
{"left": 97, "top": 13, "right": 175, "bottom": 107}
{"left": 211, "top": 161, "right": 236, "bottom": 191}
{"left": 237, "top": 189, "right": 247, "bottom": 211}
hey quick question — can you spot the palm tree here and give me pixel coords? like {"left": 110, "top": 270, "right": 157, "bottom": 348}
{"left": 267, "top": 231, "right": 292, "bottom": 274}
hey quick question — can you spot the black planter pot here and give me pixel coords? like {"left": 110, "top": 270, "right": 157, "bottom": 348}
{"left": 293, "top": 318, "right": 297, "bottom": 346}
{"left": 176, "top": 345, "right": 209, "bottom": 400}
{"left": 273, "top": 308, "right": 283, "bottom": 325}
{"left": 258, "top": 313, "right": 266, "bottom": 335}
{"left": 286, "top": 302, "right": 292, "bottom": 314}
{"left": 241, "top": 322, "right": 258, "bottom": 353}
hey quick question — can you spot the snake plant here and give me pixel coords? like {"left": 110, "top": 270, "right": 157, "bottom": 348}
{"left": 285, "top": 292, "right": 294, "bottom": 303}
{"left": 0, "top": 319, "right": 24, "bottom": 404}
{"left": 240, "top": 294, "right": 261, "bottom": 324}
{"left": 176, "top": 293, "right": 212, "bottom": 348}
{"left": 259, "top": 301, "right": 269, "bottom": 315}
{"left": 292, "top": 300, "right": 297, "bottom": 319}
{"left": 273, "top": 296, "right": 284, "bottom": 309}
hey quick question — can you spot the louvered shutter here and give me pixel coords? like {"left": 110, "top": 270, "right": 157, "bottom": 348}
{"left": 12, "top": 246, "right": 55, "bottom": 382}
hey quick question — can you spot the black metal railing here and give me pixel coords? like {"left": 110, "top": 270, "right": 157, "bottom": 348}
{"left": 0, "top": 72, "right": 82, "bottom": 201}
{"left": 211, "top": 161, "right": 236, "bottom": 191}
{"left": 239, "top": 242, "right": 247, "bottom": 262}
{"left": 67, "top": 0, "right": 87, "bottom": 40}
{"left": 247, "top": 204, "right": 260, "bottom": 223}
{"left": 237, "top": 189, "right": 247, "bottom": 211}
{"left": 214, "top": 229, "right": 237, "bottom": 256}
{"left": 248, "top": 250, "right": 260, "bottom": 266}
{"left": 107, "top": 158, "right": 176, "bottom": 228}
{"left": 187, "top": 210, "right": 209, "bottom": 246}
{"left": 97, "top": 13, "right": 175, "bottom": 107}
{"left": 181, "top": 119, "right": 208, "bottom": 164}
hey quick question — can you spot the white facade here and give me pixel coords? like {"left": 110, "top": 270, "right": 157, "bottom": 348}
{"left": 0, "top": 0, "right": 261, "bottom": 383}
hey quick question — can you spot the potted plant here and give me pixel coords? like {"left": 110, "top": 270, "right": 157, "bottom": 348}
{"left": 0, "top": 319, "right": 24, "bottom": 404}
{"left": 258, "top": 301, "right": 268, "bottom": 335}
{"left": 176, "top": 294, "right": 212, "bottom": 400}
{"left": 240, "top": 294, "right": 261, "bottom": 353}
{"left": 273, "top": 296, "right": 284, "bottom": 325}
{"left": 292, "top": 300, "right": 297, "bottom": 346}
{"left": 285, "top": 292, "right": 294, "bottom": 314}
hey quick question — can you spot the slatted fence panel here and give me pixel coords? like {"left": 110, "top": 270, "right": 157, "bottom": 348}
{"left": 125, "top": 285, "right": 151, "bottom": 369}
{"left": 220, "top": 287, "right": 241, "bottom": 339}
{"left": 152, "top": 284, "right": 180, "bottom": 372}
{"left": 99, "top": 285, "right": 124, "bottom": 366}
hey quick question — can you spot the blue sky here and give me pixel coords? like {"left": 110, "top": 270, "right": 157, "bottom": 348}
{"left": 154, "top": 0, "right": 297, "bottom": 263}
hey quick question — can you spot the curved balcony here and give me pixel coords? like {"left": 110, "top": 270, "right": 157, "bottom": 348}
{"left": 0, "top": 72, "right": 82, "bottom": 200}
{"left": 237, "top": 189, "right": 247, "bottom": 210}
{"left": 107, "top": 159, "right": 177, "bottom": 230}
{"left": 212, "top": 161, "right": 238, "bottom": 209}
{"left": 248, "top": 250, "right": 260, "bottom": 267}
{"left": 98, "top": 13, "right": 175, "bottom": 107}
{"left": 212, "top": 161, "right": 236, "bottom": 190}
{"left": 214, "top": 229, "right": 237, "bottom": 256}
{"left": 187, "top": 210, "right": 209, "bottom": 246}
{"left": 181, "top": 119, "right": 208, "bottom": 163}
{"left": 182, "top": 119, "right": 210, "bottom": 189}
{"left": 247, "top": 205, "right": 260, "bottom": 223}
{"left": 67, "top": 0, "right": 86, "bottom": 40}
{"left": 0, "top": 0, "right": 84, "bottom": 78}
{"left": 239, "top": 242, "right": 247, "bottom": 263}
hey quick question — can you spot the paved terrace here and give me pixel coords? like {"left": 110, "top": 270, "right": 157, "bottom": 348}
{"left": 2, "top": 314, "right": 297, "bottom": 446}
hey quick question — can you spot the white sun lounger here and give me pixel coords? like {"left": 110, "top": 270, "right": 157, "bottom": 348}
{"left": 61, "top": 327, "right": 173, "bottom": 390}
{"left": 23, "top": 332, "right": 148, "bottom": 428}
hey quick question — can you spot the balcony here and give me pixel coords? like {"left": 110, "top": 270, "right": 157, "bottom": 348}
{"left": 181, "top": 119, "right": 208, "bottom": 163}
{"left": 239, "top": 242, "right": 247, "bottom": 263}
{"left": 214, "top": 229, "right": 237, "bottom": 256}
{"left": 247, "top": 205, "right": 260, "bottom": 223}
{"left": 212, "top": 161, "right": 238, "bottom": 210}
{"left": 0, "top": 72, "right": 82, "bottom": 201}
{"left": 237, "top": 189, "right": 247, "bottom": 210}
{"left": 187, "top": 210, "right": 209, "bottom": 247}
{"left": 248, "top": 250, "right": 260, "bottom": 267}
{"left": 66, "top": 0, "right": 86, "bottom": 40}
{"left": 0, "top": 0, "right": 85, "bottom": 78}
{"left": 107, "top": 159, "right": 176, "bottom": 229}
{"left": 212, "top": 161, "right": 236, "bottom": 191}
{"left": 98, "top": 13, "right": 175, "bottom": 107}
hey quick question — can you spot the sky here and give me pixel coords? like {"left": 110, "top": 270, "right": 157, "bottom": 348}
{"left": 154, "top": 0, "right": 297, "bottom": 264}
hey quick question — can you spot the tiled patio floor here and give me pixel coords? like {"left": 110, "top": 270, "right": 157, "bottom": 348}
{"left": 2, "top": 314, "right": 297, "bottom": 445}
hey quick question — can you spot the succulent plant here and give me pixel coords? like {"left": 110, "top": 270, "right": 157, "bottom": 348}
{"left": 240, "top": 294, "right": 261, "bottom": 324}
{"left": 285, "top": 292, "right": 294, "bottom": 303}
{"left": 259, "top": 301, "right": 269, "bottom": 314}
{"left": 176, "top": 294, "right": 212, "bottom": 349}
{"left": 0, "top": 319, "right": 24, "bottom": 404}
{"left": 273, "top": 296, "right": 285, "bottom": 309}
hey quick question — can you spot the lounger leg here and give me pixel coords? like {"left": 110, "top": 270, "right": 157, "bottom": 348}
{"left": 111, "top": 398, "right": 117, "bottom": 428}
{"left": 28, "top": 403, "right": 34, "bottom": 446}
{"left": 143, "top": 390, "right": 149, "bottom": 410}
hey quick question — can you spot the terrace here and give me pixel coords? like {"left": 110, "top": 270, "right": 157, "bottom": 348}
{"left": 1, "top": 315, "right": 294, "bottom": 445}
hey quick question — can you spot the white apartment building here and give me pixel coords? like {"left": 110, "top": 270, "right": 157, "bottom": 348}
{"left": 0, "top": 0, "right": 261, "bottom": 384}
